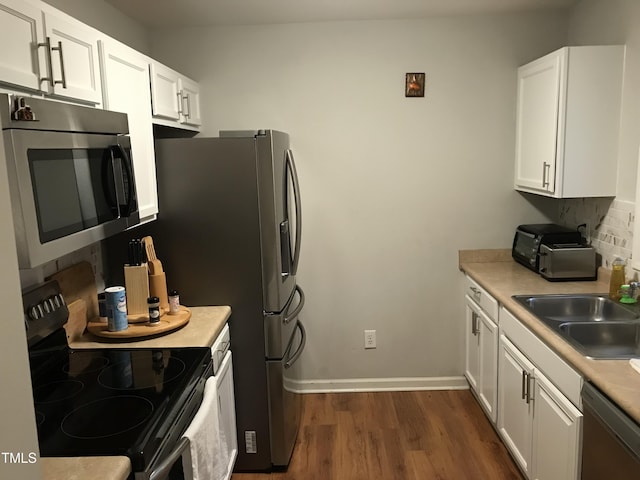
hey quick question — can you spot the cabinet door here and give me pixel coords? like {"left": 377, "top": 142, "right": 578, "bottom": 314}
{"left": 178, "top": 76, "right": 202, "bottom": 126}
{"left": 478, "top": 311, "right": 498, "bottom": 423}
{"left": 531, "top": 370, "right": 582, "bottom": 480}
{"left": 464, "top": 297, "right": 481, "bottom": 392}
{"left": 99, "top": 39, "right": 158, "bottom": 221}
{"left": 217, "top": 351, "right": 238, "bottom": 480}
{"left": 498, "top": 335, "right": 535, "bottom": 476}
{"left": 0, "top": 0, "right": 43, "bottom": 91}
{"left": 42, "top": 11, "right": 102, "bottom": 104}
{"left": 150, "top": 62, "right": 181, "bottom": 121}
{"left": 514, "top": 48, "right": 566, "bottom": 195}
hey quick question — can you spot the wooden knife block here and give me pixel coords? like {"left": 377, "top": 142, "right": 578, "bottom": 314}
{"left": 149, "top": 272, "right": 169, "bottom": 311}
{"left": 124, "top": 264, "right": 150, "bottom": 315}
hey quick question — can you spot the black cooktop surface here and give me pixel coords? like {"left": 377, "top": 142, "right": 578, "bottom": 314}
{"left": 29, "top": 331, "right": 210, "bottom": 463}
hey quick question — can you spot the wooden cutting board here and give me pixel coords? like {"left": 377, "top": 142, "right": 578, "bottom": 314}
{"left": 64, "top": 299, "right": 87, "bottom": 342}
{"left": 48, "top": 261, "right": 99, "bottom": 322}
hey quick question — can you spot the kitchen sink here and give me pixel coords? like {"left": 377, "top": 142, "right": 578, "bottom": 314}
{"left": 558, "top": 322, "right": 640, "bottom": 359}
{"left": 512, "top": 294, "right": 640, "bottom": 359}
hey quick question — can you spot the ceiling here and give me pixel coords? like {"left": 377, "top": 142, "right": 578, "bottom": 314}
{"left": 103, "top": 0, "right": 579, "bottom": 28}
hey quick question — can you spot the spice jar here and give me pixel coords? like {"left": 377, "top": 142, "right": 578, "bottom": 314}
{"left": 169, "top": 290, "right": 180, "bottom": 315}
{"left": 148, "top": 296, "right": 161, "bottom": 325}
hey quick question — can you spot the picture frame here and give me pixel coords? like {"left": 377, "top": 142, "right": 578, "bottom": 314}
{"left": 405, "top": 73, "right": 425, "bottom": 97}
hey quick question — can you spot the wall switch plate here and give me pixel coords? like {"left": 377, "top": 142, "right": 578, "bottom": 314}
{"left": 364, "top": 329, "right": 376, "bottom": 349}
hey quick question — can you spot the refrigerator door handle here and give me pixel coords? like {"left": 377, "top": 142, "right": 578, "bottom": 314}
{"left": 284, "top": 320, "right": 306, "bottom": 369}
{"left": 283, "top": 285, "right": 305, "bottom": 325}
{"left": 280, "top": 220, "right": 293, "bottom": 277}
{"left": 285, "top": 149, "right": 302, "bottom": 276}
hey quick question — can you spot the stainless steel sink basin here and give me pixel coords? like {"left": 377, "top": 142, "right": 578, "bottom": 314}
{"left": 512, "top": 294, "right": 640, "bottom": 359}
{"left": 558, "top": 322, "right": 640, "bottom": 359}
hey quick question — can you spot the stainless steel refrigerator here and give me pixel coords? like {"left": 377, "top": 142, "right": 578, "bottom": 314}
{"left": 114, "top": 130, "right": 305, "bottom": 471}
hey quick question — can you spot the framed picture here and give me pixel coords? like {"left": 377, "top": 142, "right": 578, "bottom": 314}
{"left": 405, "top": 73, "right": 425, "bottom": 97}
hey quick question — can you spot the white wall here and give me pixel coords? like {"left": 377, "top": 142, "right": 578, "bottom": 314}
{"left": 150, "top": 12, "right": 567, "bottom": 386}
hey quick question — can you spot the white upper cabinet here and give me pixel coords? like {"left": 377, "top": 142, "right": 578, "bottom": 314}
{"left": 514, "top": 46, "right": 624, "bottom": 198}
{"left": 179, "top": 76, "right": 202, "bottom": 127}
{"left": 42, "top": 9, "right": 102, "bottom": 104}
{"left": 150, "top": 61, "right": 201, "bottom": 129}
{"left": 0, "top": 0, "right": 43, "bottom": 91}
{"left": 0, "top": 0, "right": 102, "bottom": 104}
{"left": 99, "top": 38, "right": 158, "bottom": 221}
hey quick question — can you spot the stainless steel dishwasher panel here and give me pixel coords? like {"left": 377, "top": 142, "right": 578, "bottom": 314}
{"left": 581, "top": 382, "right": 640, "bottom": 480}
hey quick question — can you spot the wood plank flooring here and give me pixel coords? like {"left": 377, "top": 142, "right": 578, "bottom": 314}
{"left": 232, "top": 390, "right": 523, "bottom": 480}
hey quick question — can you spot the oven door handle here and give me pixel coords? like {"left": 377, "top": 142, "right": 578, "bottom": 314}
{"left": 149, "top": 437, "right": 190, "bottom": 480}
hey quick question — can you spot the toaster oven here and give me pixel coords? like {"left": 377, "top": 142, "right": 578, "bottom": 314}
{"left": 512, "top": 224, "right": 583, "bottom": 272}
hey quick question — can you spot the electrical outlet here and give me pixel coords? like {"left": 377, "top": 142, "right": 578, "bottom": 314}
{"left": 364, "top": 329, "right": 376, "bottom": 349}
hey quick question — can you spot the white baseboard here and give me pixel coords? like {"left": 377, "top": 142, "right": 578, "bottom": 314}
{"left": 289, "top": 376, "right": 469, "bottom": 394}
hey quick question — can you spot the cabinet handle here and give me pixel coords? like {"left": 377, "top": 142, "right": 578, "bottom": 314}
{"left": 471, "top": 312, "right": 478, "bottom": 335}
{"left": 37, "top": 38, "right": 67, "bottom": 89}
{"left": 542, "top": 162, "right": 551, "bottom": 189}
{"left": 51, "top": 40, "right": 67, "bottom": 88}
{"left": 525, "top": 373, "right": 533, "bottom": 404}
{"left": 183, "top": 93, "right": 191, "bottom": 119}
{"left": 176, "top": 91, "right": 183, "bottom": 115}
{"left": 521, "top": 370, "right": 527, "bottom": 400}
{"left": 470, "top": 286, "right": 482, "bottom": 301}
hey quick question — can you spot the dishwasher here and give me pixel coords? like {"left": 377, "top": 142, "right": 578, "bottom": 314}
{"left": 581, "top": 382, "right": 640, "bottom": 479}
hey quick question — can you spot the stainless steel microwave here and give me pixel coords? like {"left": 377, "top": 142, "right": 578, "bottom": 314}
{"left": 1, "top": 95, "right": 139, "bottom": 269}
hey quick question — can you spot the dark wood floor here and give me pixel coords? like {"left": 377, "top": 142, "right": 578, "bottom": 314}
{"left": 232, "top": 390, "right": 523, "bottom": 480}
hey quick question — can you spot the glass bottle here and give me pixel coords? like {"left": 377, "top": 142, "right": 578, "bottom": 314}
{"left": 609, "top": 258, "right": 626, "bottom": 301}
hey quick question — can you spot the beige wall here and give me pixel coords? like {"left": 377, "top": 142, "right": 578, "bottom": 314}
{"left": 0, "top": 141, "right": 40, "bottom": 476}
{"left": 149, "top": 12, "right": 567, "bottom": 384}
{"left": 42, "top": 0, "right": 151, "bottom": 54}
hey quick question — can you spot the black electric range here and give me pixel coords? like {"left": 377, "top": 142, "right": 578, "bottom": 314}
{"left": 25, "top": 281, "right": 212, "bottom": 479}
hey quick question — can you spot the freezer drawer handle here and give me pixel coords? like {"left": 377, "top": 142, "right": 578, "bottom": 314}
{"left": 284, "top": 285, "right": 305, "bottom": 325}
{"left": 285, "top": 320, "right": 306, "bottom": 369}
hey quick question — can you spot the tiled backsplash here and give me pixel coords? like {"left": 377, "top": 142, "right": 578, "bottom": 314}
{"left": 558, "top": 198, "right": 635, "bottom": 268}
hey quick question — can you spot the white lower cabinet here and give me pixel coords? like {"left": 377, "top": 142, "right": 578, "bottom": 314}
{"left": 464, "top": 295, "right": 498, "bottom": 422}
{"left": 531, "top": 369, "right": 582, "bottom": 480}
{"left": 211, "top": 323, "right": 238, "bottom": 480}
{"left": 497, "top": 327, "right": 582, "bottom": 480}
{"left": 498, "top": 335, "right": 534, "bottom": 474}
{"left": 217, "top": 351, "right": 238, "bottom": 480}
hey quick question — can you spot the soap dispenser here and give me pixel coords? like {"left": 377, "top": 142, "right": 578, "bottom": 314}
{"left": 609, "top": 257, "right": 626, "bottom": 301}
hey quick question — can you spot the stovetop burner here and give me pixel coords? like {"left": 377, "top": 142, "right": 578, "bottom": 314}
{"left": 29, "top": 337, "right": 211, "bottom": 462}
{"left": 61, "top": 396, "right": 154, "bottom": 439}
{"left": 33, "top": 379, "right": 84, "bottom": 404}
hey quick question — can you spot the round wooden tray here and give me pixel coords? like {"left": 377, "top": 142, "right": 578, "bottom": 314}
{"left": 87, "top": 306, "right": 191, "bottom": 339}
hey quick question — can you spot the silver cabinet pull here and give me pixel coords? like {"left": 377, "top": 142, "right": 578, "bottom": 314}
{"left": 176, "top": 91, "right": 183, "bottom": 115}
{"left": 37, "top": 38, "right": 66, "bottom": 88}
{"left": 183, "top": 93, "right": 191, "bottom": 119}
{"left": 521, "top": 370, "right": 527, "bottom": 400}
{"left": 471, "top": 312, "right": 479, "bottom": 335}
{"left": 51, "top": 40, "right": 66, "bottom": 88}
{"left": 542, "top": 162, "right": 551, "bottom": 189}
{"left": 470, "top": 286, "right": 482, "bottom": 301}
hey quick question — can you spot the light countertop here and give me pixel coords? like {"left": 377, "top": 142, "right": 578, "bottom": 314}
{"left": 43, "top": 305, "right": 231, "bottom": 480}
{"left": 459, "top": 250, "right": 640, "bottom": 425}
{"left": 70, "top": 305, "right": 231, "bottom": 349}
